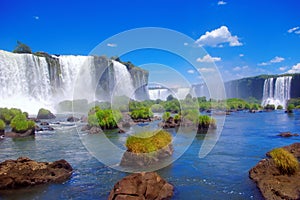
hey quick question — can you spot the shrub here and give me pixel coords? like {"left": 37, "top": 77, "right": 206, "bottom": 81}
{"left": 181, "top": 109, "right": 199, "bottom": 124}
{"left": 125, "top": 130, "right": 172, "bottom": 153}
{"left": 87, "top": 107, "right": 122, "bottom": 129}
{"left": 0, "top": 108, "right": 22, "bottom": 124}
{"left": 162, "top": 112, "right": 171, "bottom": 121}
{"left": 264, "top": 104, "right": 275, "bottom": 110}
{"left": 130, "top": 107, "right": 153, "bottom": 119}
{"left": 270, "top": 148, "right": 299, "bottom": 175}
{"left": 0, "top": 119, "right": 5, "bottom": 130}
{"left": 13, "top": 41, "right": 32, "bottom": 54}
{"left": 199, "top": 115, "right": 216, "bottom": 130}
{"left": 277, "top": 105, "right": 283, "bottom": 110}
{"left": 287, "top": 104, "right": 295, "bottom": 112}
{"left": 10, "top": 114, "right": 35, "bottom": 133}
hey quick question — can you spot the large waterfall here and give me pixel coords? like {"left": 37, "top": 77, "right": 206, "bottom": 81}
{"left": 148, "top": 87, "right": 191, "bottom": 100}
{"left": 0, "top": 50, "right": 146, "bottom": 114}
{"left": 261, "top": 76, "right": 292, "bottom": 109}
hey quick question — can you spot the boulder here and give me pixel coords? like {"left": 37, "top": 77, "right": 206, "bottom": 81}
{"left": 120, "top": 144, "right": 173, "bottom": 167}
{"left": 5, "top": 129, "right": 35, "bottom": 138}
{"left": 0, "top": 157, "right": 72, "bottom": 189}
{"left": 249, "top": 143, "right": 300, "bottom": 200}
{"left": 88, "top": 126, "right": 102, "bottom": 134}
{"left": 108, "top": 172, "right": 173, "bottom": 200}
{"left": 67, "top": 116, "right": 80, "bottom": 122}
{"left": 40, "top": 122, "right": 49, "bottom": 126}
{"left": 37, "top": 108, "right": 56, "bottom": 119}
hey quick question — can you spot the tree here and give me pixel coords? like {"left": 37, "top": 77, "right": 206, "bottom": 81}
{"left": 13, "top": 41, "right": 32, "bottom": 54}
{"left": 166, "top": 95, "right": 174, "bottom": 101}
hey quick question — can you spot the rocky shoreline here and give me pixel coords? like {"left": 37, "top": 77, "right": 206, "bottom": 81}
{"left": 249, "top": 143, "right": 300, "bottom": 200}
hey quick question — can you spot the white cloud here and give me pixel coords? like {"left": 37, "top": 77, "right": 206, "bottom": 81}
{"left": 270, "top": 56, "right": 285, "bottom": 63}
{"left": 196, "top": 54, "right": 221, "bottom": 63}
{"left": 183, "top": 42, "right": 188, "bottom": 46}
{"left": 33, "top": 16, "right": 39, "bottom": 20}
{"left": 286, "top": 63, "right": 300, "bottom": 74}
{"left": 295, "top": 30, "right": 300, "bottom": 35}
{"left": 187, "top": 69, "right": 195, "bottom": 74}
{"left": 107, "top": 43, "right": 117, "bottom": 47}
{"left": 279, "top": 66, "right": 287, "bottom": 71}
{"left": 198, "top": 68, "right": 215, "bottom": 73}
{"left": 239, "top": 54, "right": 244, "bottom": 57}
{"left": 218, "top": 0, "right": 227, "bottom": 5}
{"left": 233, "top": 67, "right": 241, "bottom": 71}
{"left": 233, "top": 65, "right": 248, "bottom": 71}
{"left": 258, "top": 56, "right": 285, "bottom": 66}
{"left": 288, "top": 26, "right": 299, "bottom": 33}
{"left": 196, "top": 26, "right": 242, "bottom": 47}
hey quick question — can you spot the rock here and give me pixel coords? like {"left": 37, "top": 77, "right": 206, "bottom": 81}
{"left": 81, "top": 125, "right": 90, "bottom": 132}
{"left": 108, "top": 172, "right": 173, "bottom": 200}
{"left": 80, "top": 115, "right": 88, "bottom": 123}
{"left": 0, "top": 130, "right": 4, "bottom": 136}
{"left": 35, "top": 125, "right": 43, "bottom": 132}
{"left": 120, "top": 144, "right": 173, "bottom": 167}
{"left": 118, "top": 129, "right": 125, "bottom": 133}
{"left": 37, "top": 108, "right": 56, "bottom": 119}
{"left": 67, "top": 116, "right": 80, "bottom": 122}
{"left": 5, "top": 129, "right": 35, "bottom": 138}
{"left": 278, "top": 131, "right": 299, "bottom": 137}
{"left": 40, "top": 122, "right": 49, "bottom": 126}
{"left": 88, "top": 126, "right": 102, "bottom": 134}
{"left": 249, "top": 143, "right": 300, "bottom": 200}
{"left": 0, "top": 157, "right": 72, "bottom": 189}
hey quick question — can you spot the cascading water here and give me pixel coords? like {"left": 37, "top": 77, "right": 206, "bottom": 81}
{"left": 148, "top": 88, "right": 171, "bottom": 100}
{"left": 111, "top": 60, "right": 136, "bottom": 99}
{"left": 0, "top": 50, "right": 139, "bottom": 114}
{"left": 261, "top": 76, "right": 292, "bottom": 109}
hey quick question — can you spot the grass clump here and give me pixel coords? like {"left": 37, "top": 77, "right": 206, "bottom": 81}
{"left": 125, "top": 130, "right": 172, "bottom": 153}
{"left": 10, "top": 114, "right": 35, "bottom": 133}
{"left": 270, "top": 148, "right": 299, "bottom": 175}
{"left": 199, "top": 115, "right": 216, "bottom": 129}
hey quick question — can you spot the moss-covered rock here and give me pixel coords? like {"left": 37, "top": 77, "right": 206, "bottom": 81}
{"left": 10, "top": 114, "right": 35, "bottom": 133}
{"left": 37, "top": 108, "right": 56, "bottom": 119}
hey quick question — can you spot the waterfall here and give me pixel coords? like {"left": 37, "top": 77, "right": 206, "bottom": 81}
{"left": 261, "top": 76, "right": 292, "bottom": 109}
{"left": 148, "top": 89, "right": 171, "bottom": 100}
{"left": 0, "top": 50, "right": 140, "bottom": 114}
{"left": 111, "top": 60, "right": 136, "bottom": 99}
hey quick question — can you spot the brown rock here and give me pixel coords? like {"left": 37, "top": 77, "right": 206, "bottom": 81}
{"left": 5, "top": 129, "right": 35, "bottom": 138}
{"left": 0, "top": 157, "right": 73, "bottom": 189}
{"left": 249, "top": 143, "right": 300, "bottom": 200}
{"left": 108, "top": 172, "right": 173, "bottom": 200}
{"left": 277, "top": 131, "right": 299, "bottom": 137}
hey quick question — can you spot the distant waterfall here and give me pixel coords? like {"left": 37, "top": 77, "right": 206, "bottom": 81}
{"left": 261, "top": 76, "right": 292, "bottom": 109}
{"left": 0, "top": 50, "right": 139, "bottom": 113}
{"left": 148, "top": 87, "right": 191, "bottom": 100}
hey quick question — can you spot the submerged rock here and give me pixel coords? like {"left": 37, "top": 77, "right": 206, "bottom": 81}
{"left": 108, "top": 172, "right": 173, "bottom": 200}
{"left": 0, "top": 157, "right": 73, "bottom": 189}
{"left": 5, "top": 129, "right": 35, "bottom": 138}
{"left": 249, "top": 143, "right": 300, "bottom": 200}
{"left": 67, "top": 116, "right": 80, "bottom": 122}
{"left": 278, "top": 131, "right": 299, "bottom": 137}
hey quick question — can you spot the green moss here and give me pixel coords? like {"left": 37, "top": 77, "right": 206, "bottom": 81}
{"left": 38, "top": 108, "right": 51, "bottom": 116}
{"left": 125, "top": 130, "right": 172, "bottom": 153}
{"left": 270, "top": 148, "right": 299, "bottom": 175}
{"left": 0, "top": 107, "right": 22, "bottom": 124}
{"left": 0, "top": 119, "right": 5, "bottom": 130}
{"left": 199, "top": 115, "right": 216, "bottom": 130}
{"left": 10, "top": 114, "right": 35, "bottom": 133}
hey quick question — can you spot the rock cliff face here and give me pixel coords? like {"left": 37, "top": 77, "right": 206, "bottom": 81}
{"left": 249, "top": 143, "right": 300, "bottom": 200}
{"left": 0, "top": 157, "right": 73, "bottom": 189}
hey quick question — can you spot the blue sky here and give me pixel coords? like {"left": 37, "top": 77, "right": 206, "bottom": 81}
{"left": 1, "top": 0, "right": 300, "bottom": 83}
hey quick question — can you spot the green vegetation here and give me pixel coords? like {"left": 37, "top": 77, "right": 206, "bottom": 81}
{"left": 287, "top": 104, "right": 295, "bottom": 112}
{"left": 288, "top": 98, "right": 300, "bottom": 107}
{"left": 277, "top": 105, "right": 283, "bottom": 110}
{"left": 87, "top": 106, "right": 122, "bottom": 129}
{"left": 0, "top": 107, "right": 23, "bottom": 124}
{"left": 10, "top": 114, "right": 35, "bottom": 133}
{"left": 150, "top": 104, "right": 164, "bottom": 113}
{"left": 264, "top": 104, "right": 275, "bottom": 110}
{"left": 0, "top": 119, "right": 5, "bottom": 131}
{"left": 199, "top": 115, "right": 216, "bottom": 130}
{"left": 130, "top": 107, "right": 153, "bottom": 120}
{"left": 125, "top": 130, "right": 172, "bottom": 153}
{"left": 13, "top": 41, "right": 32, "bottom": 54}
{"left": 270, "top": 148, "right": 299, "bottom": 175}
{"left": 162, "top": 112, "right": 171, "bottom": 121}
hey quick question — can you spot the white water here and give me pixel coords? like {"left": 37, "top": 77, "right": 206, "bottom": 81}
{"left": 111, "top": 60, "right": 136, "bottom": 99}
{"left": 261, "top": 76, "right": 292, "bottom": 109}
{"left": 148, "top": 87, "right": 191, "bottom": 100}
{"left": 0, "top": 50, "right": 136, "bottom": 114}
